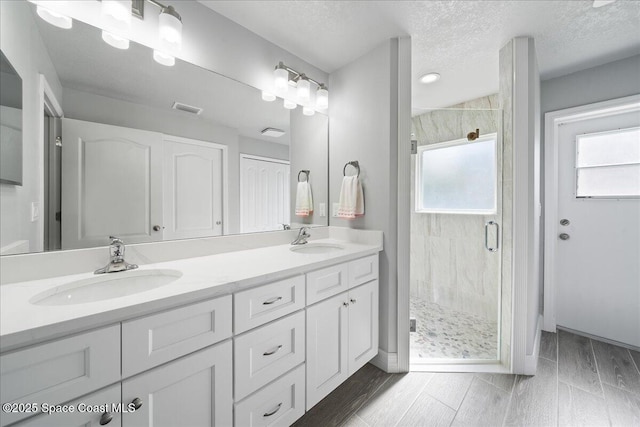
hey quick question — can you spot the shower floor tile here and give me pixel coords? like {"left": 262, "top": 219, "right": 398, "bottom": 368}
{"left": 410, "top": 297, "right": 498, "bottom": 360}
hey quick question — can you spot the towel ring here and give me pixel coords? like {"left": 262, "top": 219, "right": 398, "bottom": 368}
{"left": 298, "top": 170, "right": 310, "bottom": 182}
{"left": 343, "top": 161, "right": 360, "bottom": 177}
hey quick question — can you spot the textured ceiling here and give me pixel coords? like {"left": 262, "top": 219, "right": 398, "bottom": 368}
{"left": 199, "top": 0, "right": 640, "bottom": 110}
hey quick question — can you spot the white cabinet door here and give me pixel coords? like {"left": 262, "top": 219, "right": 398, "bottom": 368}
{"left": 348, "top": 281, "right": 379, "bottom": 376}
{"left": 305, "top": 292, "right": 349, "bottom": 410}
{"left": 15, "top": 384, "right": 122, "bottom": 427}
{"left": 163, "top": 137, "right": 225, "bottom": 240}
{"left": 122, "top": 341, "right": 232, "bottom": 427}
{"left": 240, "top": 156, "right": 290, "bottom": 233}
{"left": 61, "top": 118, "right": 163, "bottom": 249}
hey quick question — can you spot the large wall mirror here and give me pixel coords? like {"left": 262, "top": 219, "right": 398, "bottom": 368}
{"left": 0, "top": 50, "right": 23, "bottom": 186}
{"left": 0, "top": 2, "right": 328, "bottom": 255}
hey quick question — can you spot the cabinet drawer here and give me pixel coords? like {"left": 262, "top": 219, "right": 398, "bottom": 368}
{"left": 234, "top": 311, "right": 305, "bottom": 400}
{"left": 349, "top": 255, "right": 379, "bottom": 288}
{"left": 234, "top": 275, "right": 305, "bottom": 334}
{"left": 16, "top": 384, "right": 122, "bottom": 427}
{"left": 0, "top": 325, "right": 120, "bottom": 427}
{"left": 235, "top": 364, "right": 305, "bottom": 427}
{"left": 122, "top": 295, "right": 232, "bottom": 377}
{"left": 306, "top": 262, "right": 349, "bottom": 305}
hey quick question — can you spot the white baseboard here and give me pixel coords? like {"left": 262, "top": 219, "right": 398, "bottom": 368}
{"left": 523, "top": 314, "right": 543, "bottom": 375}
{"left": 370, "top": 349, "right": 400, "bottom": 373}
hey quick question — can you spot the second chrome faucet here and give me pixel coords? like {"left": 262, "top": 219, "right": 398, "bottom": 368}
{"left": 291, "top": 227, "right": 311, "bottom": 245}
{"left": 94, "top": 236, "right": 139, "bottom": 274}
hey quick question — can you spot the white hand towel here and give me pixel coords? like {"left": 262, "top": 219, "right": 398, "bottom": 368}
{"left": 337, "top": 176, "right": 364, "bottom": 219}
{"left": 295, "top": 181, "right": 313, "bottom": 216}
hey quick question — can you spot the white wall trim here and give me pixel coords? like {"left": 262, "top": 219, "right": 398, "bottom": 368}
{"left": 523, "top": 314, "right": 543, "bottom": 374}
{"left": 396, "top": 37, "right": 412, "bottom": 373}
{"left": 239, "top": 153, "right": 290, "bottom": 165}
{"left": 542, "top": 94, "right": 640, "bottom": 333}
{"left": 162, "top": 134, "right": 230, "bottom": 236}
{"left": 370, "top": 349, "right": 399, "bottom": 373}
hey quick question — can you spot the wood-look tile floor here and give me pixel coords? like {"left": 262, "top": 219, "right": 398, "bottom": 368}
{"left": 294, "top": 329, "right": 640, "bottom": 427}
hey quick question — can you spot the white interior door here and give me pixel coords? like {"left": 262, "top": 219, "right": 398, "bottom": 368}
{"left": 61, "top": 118, "right": 163, "bottom": 249}
{"left": 163, "top": 136, "right": 225, "bottom": 240}
{"left": 240, "top": 155, "right": 290, "bottom": 233}
{"left": 554, "top": 107, "right": 640, "bottom": 347}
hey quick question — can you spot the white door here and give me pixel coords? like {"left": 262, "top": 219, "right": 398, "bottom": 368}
{"left": 240, "top": 155, "right": 290, "bottom": 233}
{"left": 305, "top": 292, "right": 349, "bottom": 410}
{"left": 61, "top": 118, "right": 163, "bottom": 249}
{"left": 554, "top": 106, "right": 640, "bottom": 347}
{"left": 348, "top": 281, "right": 379, "bottom": 375}
{"left": 163, "top": 136, "right": 225, "bottom": 240}
{"left": 122, "top": 341, "right": 232, "bottom": 427}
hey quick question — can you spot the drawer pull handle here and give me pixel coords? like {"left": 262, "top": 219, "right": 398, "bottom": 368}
{"left": 263, "top": 402, "right": 282, "bottom": 417}
{"left": 263, "top": 345, "right": 283, "bottom": 356}
{"left": 263, "top": 296, "right": 282, "bottom": 305}
{"left": 350, "top": 298, "right": 357, "bottom": 304}
{"left": 131, "top": 397, "right": 143, "bottom": 410}
{"left": 99, "top": 412, "right": 114, "bottom": 425}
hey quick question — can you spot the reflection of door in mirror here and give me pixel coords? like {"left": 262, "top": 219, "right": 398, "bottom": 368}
{"left": 240, "top": 155, "right": 290, "bottom": 233}
{"left": 61, "top": 119, "right": 225, "bottom": 249}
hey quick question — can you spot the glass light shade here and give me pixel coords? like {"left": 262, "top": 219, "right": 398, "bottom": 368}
{"left": 274, "top": 68, "right": 289, "bottom": 97}
{"left": 303, "top": 106, "right": 315, "bottom": 116}
{"left": 261, "top": 91, "right": 276, "bottom": 102}
{"left": 36, "top": 5, "right": 72, "bottom": 29}
{"left": 283, "top": 99, "right": 297, "bottom": 110}
{"left": 101, "top": 0, "right": 132, "bottom": 29}
{"left": 102, "top": 31, "right": 130, "bottom": 50}
{"left": 297, "top": 78, "right": 311, "bottom": 104}
{"left": 158, "top": 7, "right": 183, "bottom": 54}
{"left": 153, "top": 50, "right": 175, "bottom": 67}
{"left": 316, "top": 87, "right": 329, "bottom": 110}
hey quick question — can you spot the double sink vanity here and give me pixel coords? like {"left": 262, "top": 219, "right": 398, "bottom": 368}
{"left": 0, "top": 227, "right": 382, "bottom": 427}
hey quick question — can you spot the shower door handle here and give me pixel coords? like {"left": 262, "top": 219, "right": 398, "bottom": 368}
{"left": 485, "top": 221, "right": 499, "bottom": 252}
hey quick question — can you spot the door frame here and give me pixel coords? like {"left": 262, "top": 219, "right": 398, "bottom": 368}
{"left": 543, "top": 94, "right": 640, "bottom": 333}
{"left": 163, "top": 134, "right": 229, "bottom": 236}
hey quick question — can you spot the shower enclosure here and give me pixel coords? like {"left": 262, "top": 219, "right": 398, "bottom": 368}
{"left": 410, "top": 101, "right": 504, "bottom": 366}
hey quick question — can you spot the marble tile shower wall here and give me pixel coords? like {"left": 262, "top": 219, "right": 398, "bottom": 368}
{"left": 410, "top": 94, "right": 501, "bottom": 322}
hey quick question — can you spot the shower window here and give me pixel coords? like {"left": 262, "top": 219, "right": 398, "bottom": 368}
{"left": 575, "top": 127, "right": 640, "bottom": 198}
{"left": 415, "top": 134, "right": 497, "bottom": 214}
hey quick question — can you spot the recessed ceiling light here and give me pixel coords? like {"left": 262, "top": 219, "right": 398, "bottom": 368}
{"left": 419, "top": 72, "right": 441, "bottom": 84}
{"left": 261, "top": 127, "right": 285, "bottom": 137}
{"left": 593, "top": 0, "right": 616, "bottom": 7}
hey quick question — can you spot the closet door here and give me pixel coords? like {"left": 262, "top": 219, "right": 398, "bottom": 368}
{"left": 61, "top": 118, "right": 163, "bottom": 249}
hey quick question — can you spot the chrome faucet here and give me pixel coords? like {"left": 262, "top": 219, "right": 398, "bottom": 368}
{"left": 291, "top": 227, "right": 311, "bottom": 245}
{"left": 94, "top": 236, "right": 139, "bottom": 274}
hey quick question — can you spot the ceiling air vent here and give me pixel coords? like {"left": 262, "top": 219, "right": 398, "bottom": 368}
{"left": 261, "top": 127, "right": 285, "bottom": 138}
{"left": 172, "top": 102, "right": 203, "bottom": 115}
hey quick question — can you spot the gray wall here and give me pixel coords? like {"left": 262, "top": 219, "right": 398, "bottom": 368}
{"left": 329, "top": 39, "right": 402, "bottom": 356}
{"left": 290, "top": 109, "right": 329, "bottom": 226}
{"left": 239, "top": 136, "right": 289, "bottom": 161}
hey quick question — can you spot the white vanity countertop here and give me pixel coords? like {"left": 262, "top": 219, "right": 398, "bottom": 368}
{"left": 0, "top": 237, "right": 382, "bottom": 352}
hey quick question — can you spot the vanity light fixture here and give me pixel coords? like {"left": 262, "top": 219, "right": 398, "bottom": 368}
{"left": 153, "top": 50, "right": 175, "bottom": 66}
{"left": 303, "top": 106, "right": 315, "bottom": 116}
{"left": 101, "top": 0, "right": 132, "bottom": 49}
{"left": 262, "top": 91, "right": 276, "bottom": 102}
{"left": 102, "top": 31, "right": 130, "bottom": 49}
{"left": 36, "top": 4, "right": 73, "bottom": 29}
{"left": 419, "top": 72, "right": 441, "bottom": 84}
{"left": 270, "top": 62, "right": 329, "bottom": 111}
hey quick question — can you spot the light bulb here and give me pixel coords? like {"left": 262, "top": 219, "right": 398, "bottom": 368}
{"left": 102, "top": 31, "right": 130, "bottom": 50}
{"left": 283, "top": 99, "right": 297, "bottom": 110}
{"left": 153, "top": 50, "right": 175, "bottom": 66}
{"left": 419, "top": 73, "right": 440, "bottom": 84}
{"left": 274, "top": 67, "right": 289, "bottom": 97}
{"left": 316, "top": 87, "right": 329, "bottom": 110}
{"left": 36, "top": 5, "right": 72, "bottom": 29}
{"left": 158, "top": 6, "right": 182, "bottom": 54}
{"left": 303, "top": 107, "right": 315, "bottom": 116}
{"left": 261, "top": 91, "right": 276, "bottom": 102}
{"left": 101, "top": 0, "right": 132, "bottom": 30}
{"left": 297, "top": 78, "right": 310, "bottom": 104}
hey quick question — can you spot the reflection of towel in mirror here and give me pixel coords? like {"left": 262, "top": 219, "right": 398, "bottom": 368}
{"left": 337, "top": 176, "right": 364, "bottom": 219}
{"left": 295, "top": 181, "right": 313, "bottom": 216}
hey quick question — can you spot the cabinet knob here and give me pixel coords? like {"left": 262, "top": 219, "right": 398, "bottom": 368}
{"left": 152, "top": 225, "right": 162, "bottom": 232}
{"left": 343, "top": 301, "right": 349, "bottom": 307}
{"left": 350, "top": 298, "right": 357, "bottom": 304}
{"left": 99, "top": 412, "right": 113, "bottom": 425}
{"left": 131, "top": 397, "right": 143, "bottom": 410}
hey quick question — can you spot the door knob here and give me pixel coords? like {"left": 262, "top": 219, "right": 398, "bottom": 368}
{"left": 559, "top": 233, "right": 570, "bottom": 240}
{"left": 560, "top": 219, "right": 570, "bottom": 226}
{"left": 152, "top": 225, "right": 162, "bottom": 231}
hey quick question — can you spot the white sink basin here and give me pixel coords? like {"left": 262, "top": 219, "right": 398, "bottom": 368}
{"left": 30, "top": 269, "right": 182, "bottom": 306}
{"left": 290, "top": 243, "right": 345, "bottom": 254}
